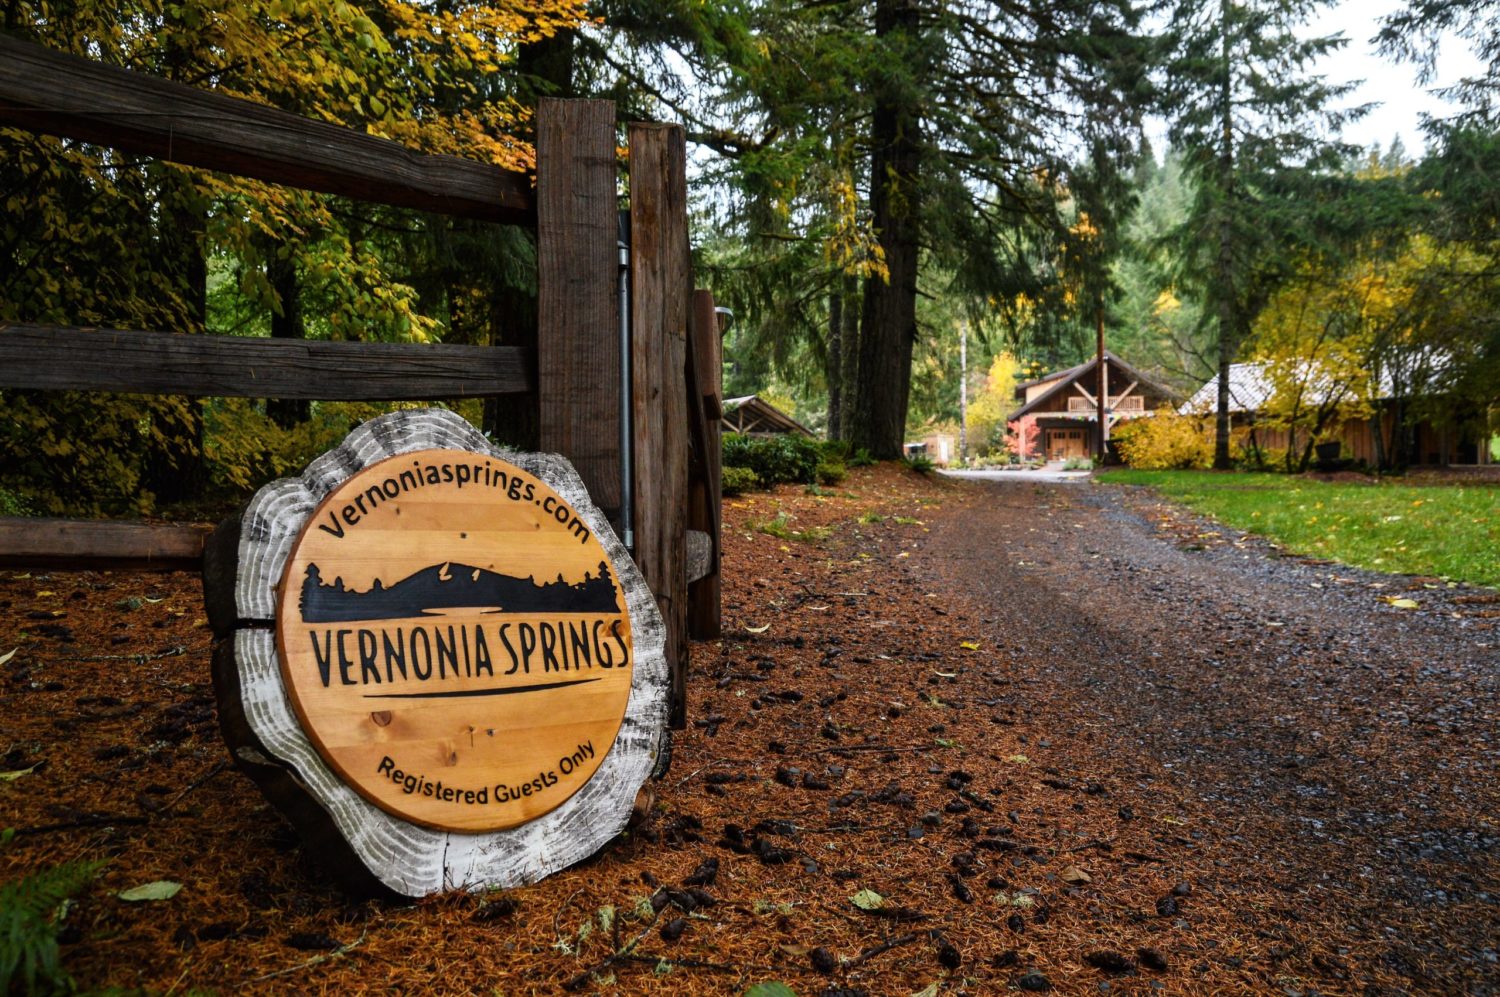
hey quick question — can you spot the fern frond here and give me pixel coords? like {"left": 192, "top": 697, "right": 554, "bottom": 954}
{"left": 0, "top": 849, "right": 106, "bottom": 995}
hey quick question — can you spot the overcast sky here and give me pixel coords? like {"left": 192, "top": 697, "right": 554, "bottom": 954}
{"left": 1142, "top": 0, "right": 1486, "bottom": 160}
{"left": 1309, "top": 0, "right": 1484, "bottom": 155}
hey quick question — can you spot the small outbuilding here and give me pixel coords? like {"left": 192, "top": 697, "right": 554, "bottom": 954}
{"left": 721, "top": 395, "right": 816, "bottom": 438}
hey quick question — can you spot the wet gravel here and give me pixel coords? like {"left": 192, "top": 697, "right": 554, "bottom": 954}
{"left": 922, "top": 478, "right": 1500, "bottom": 994}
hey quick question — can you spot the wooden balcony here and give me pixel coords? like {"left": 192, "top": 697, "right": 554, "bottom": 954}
{"left": 1066, "top": 395, "right": 1145, "bottom": 414}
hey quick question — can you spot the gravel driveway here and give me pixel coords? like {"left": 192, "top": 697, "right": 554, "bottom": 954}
{"left": 922, "top": 477, "right": 1500, "bottom": 994}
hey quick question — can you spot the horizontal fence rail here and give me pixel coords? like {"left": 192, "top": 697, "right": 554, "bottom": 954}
{"left": 0, "top": 35, "right": 533, "bottom": 224}
{"left": 0, "top": 324, "right": 533, "bottom": 400}
{"left": 0, "top": 519, "right": 212, "bottom": 571}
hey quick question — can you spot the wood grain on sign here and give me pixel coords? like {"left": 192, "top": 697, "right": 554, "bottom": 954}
{"left": 209, "top": 409, "right": 667, "bottom": 897}
{"left": 273, "top": 449, "right": 634, "bottom": 833}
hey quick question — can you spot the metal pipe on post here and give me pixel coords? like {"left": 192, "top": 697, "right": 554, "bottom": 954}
{"left": 618, "top": 209, "right": 634, "bottom": 551}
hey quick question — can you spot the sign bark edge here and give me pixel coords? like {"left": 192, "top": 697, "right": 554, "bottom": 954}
{"left": 204, "top": 408, "right": 668, "bottom": 897}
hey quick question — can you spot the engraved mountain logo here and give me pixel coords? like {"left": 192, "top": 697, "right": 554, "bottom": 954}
{"left": 274, "top": 448, "right": 636, "bottom": 833}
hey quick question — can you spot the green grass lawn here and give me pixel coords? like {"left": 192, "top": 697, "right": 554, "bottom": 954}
{"left": 1099, "top": 469, "right": 1500, "bottom": 588}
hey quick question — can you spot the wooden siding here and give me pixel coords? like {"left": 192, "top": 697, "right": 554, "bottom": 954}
{"left": 1242, "top": 410, "right": 1494, "bottom": 467}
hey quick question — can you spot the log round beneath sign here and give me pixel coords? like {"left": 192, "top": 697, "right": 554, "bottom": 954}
{"left": 202, "top": 409, "right": 668, "bottom": 897}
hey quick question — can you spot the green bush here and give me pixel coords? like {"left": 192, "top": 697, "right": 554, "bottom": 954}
{"left": 816, "top": 461, "right": 847, "bottom": 485}
{"left": 902, "top": 453, "right": 935, "bottom": 474}
{"left": 722, "top": 466, "right": 759, "bottom": 496}
{"left": 819, "top": 439, "right": 852, "bottom": 462}
{"left": 721, "top": 433, "right": 823, "bottom": 486}
{"left": 848, "top": 447, "right": 876, "bottom": 467}
{"left": 0, "top": 487, "right": 34, "bottom": 517}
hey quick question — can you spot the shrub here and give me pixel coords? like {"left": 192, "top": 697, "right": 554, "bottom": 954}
{"left": 722, "top": 466, "right": 759, "bottom": 496}
{"left": 1061, "top": 457, "right": 1093, "bottom": 471}
{"left": 1004, "top": 416, "right": 1041, "bottom": 463}
{"left": 848, "top": 447, "right": 876, "bottom": 467}
{"left": 820, "top": 439, "right": 852, "bottom": 462}
{"left": 902, "top": 453, "right": 935, "bottom": 474}
{"left": 721, "top": 433, "right": 823, "bottom": 486}
{"left": 1111, "top": 411, "right": 1213, "bottom": 469}
{"left": 0, "top": 487, "right": 33, "bottom": 517}
{"left": 815, "top": 460, "right": 847, "bottom": 485}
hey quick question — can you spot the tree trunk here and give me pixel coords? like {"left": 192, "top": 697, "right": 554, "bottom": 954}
{"left": 266, "top": 244, "right": 309, "bottom": 427}
{"left": 143, "top": 170, "right": 207, "bottom": 506}
{"left": 517, "top": 29, "right": 576, "bottom": 102}
{"left": 143, "top": 18, "right": 207, "bottom": 506}
{"left": 1213, "top": 331, "right": 1234, "bottom": 469}
{"left": 826, "top": 283, "right": 843, "bottom": 438}
{"left": 483, "top": 279, "right": 540, "bottom": 449}
{"left": 1370, "top": 405, "right": 1388, "bottom": 473}
{"left": 838, "top": 273, "right": 859, "bottom": 441}
{"left": 852, "top": 0, "right": 921, "bottom": 460}
{"left": 1211, "top": 0, "right": 1235, "bottom": 471}
{"left": 1391, "top": 397, "right": 1409, "bottom": 469}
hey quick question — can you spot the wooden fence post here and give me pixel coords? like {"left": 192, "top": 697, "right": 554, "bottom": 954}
{"left": 537, "top": 98, "right": 622, "bottom": 517}
{"left": 687, "top": 289, "right": 722, "bottom": 640}
{"left": 629, "top": 122, "right": 690, "bottom": 729}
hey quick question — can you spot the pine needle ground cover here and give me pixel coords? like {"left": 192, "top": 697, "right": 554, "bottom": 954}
{"left": 3, "top": 464, "right": 1497, "bottom": 993}
{"left": 1100, "top": 469, "right": 1500, "bottom": 588}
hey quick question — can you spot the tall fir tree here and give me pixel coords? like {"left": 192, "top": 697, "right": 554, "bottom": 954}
{"left": 1157, "top": 0, "right": 1359, "bottom": 467}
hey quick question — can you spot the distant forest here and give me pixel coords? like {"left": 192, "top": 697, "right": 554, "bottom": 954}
{"left": 2, "top": 0, "right": 1496, "bottom": 513}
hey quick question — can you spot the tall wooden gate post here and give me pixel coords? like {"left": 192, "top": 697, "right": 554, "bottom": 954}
{"left": 536, "top": 98, "right": 623, "bottom": 518}
{"left": 687, "top": 289, "right": 723, "bottom": 640}
{"left": 629, "top": 123, "right": 691, "bottom": 729}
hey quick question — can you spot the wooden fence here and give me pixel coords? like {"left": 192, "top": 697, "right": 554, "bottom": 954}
{"left": 0, "top": 35, "right": 721, "bottom": 728}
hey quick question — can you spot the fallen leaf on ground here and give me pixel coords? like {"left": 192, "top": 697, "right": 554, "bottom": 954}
{"left": 119, "top": 881, "right": 182, "bottom": 902}
{"left": 1059, "top": 865, "right": 1092, "bottom": 885}
{"left": 745, "top": 984, "right": 796, "bottom": 997}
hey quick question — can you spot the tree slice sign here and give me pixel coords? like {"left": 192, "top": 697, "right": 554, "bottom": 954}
{"left": 206, "top": 409, "right": 667, "bottom": 896}
{"left": 276, "top": 449, "right": 635, "bottom": 832}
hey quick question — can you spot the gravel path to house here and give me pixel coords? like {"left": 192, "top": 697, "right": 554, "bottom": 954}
{"left": 920, "top": 477, "right": 1500, "bottom": 994}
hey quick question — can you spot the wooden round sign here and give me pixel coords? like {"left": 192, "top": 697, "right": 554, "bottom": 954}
{"left": 205, "top": 410, "right": 668, "bottom": 897}
{"left": 275, "top": 450, "right": 634, "bottom": 832}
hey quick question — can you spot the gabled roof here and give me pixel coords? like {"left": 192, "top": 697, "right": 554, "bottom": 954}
{"left": 722, "top": 395, "right": 816, "bottom": 437}
{"left": 1008, "top": 352, "right": 1179, "bottom": 421}
{"left": 1178, "top": 363, "right": 1273, "bottom": 415}
{"left": 1178, "top": 357, "right": 1448, "bottom": 415}
{"left": 1013, "top": 364, "right": 1081, "bottom": 396}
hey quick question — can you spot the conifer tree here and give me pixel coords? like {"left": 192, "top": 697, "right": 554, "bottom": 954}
{"left": 1156, "top": 0, "right": 1359, "bottom": 467}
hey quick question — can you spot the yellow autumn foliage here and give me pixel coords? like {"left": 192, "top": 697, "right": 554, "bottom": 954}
{"left": 1112, "top": 410, "right": 1214, "bottom": 469}
{"left": 964, "top": 352, "right": 1020, "bottom": 454}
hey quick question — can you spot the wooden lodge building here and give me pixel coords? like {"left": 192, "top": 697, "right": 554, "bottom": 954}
{"left": 1181, "top": 362, "right": 1498, "bottom": 468}
{"left": 1008, "top": 353, "right": 1178, "bottom": 461}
